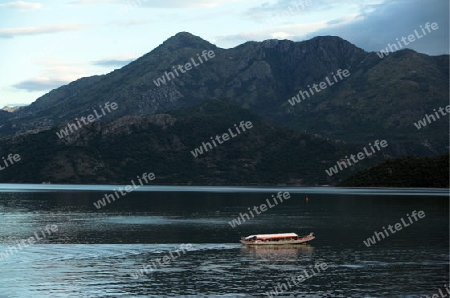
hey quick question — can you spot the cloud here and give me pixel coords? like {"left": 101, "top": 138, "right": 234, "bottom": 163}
{"left": 301, "top": 0, "right": 449, "bottom": 55}
{"left": 92, "top": 56, "right": 137, "bottom": 67}
{"left": 217, "top": 0, "right": 448, "bottom": 55}
{"left": 0, "top": 1, "right": 42, "bottom": 10}
{"left": 13, "top": 78, "right": 70, "bottom": 92}
{"left": 0, "top": 24, "right": 87, "bottom": 38}
{"left": 13, "top": 62, "right": 88, "bottom": 92}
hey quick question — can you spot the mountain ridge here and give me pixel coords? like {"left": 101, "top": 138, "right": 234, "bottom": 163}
{"left": 0, "top": 32, "right": 447, "bottom": 186}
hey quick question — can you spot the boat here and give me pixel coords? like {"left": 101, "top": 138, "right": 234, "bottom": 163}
{"left": 240, "top": 232, "right": 315, "bottom": 245}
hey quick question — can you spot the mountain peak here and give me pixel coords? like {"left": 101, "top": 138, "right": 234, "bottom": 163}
{"left": 162, "top": 32, "right": 215, "bottom": 51}
{"left": 305, "top": 35, "right": 360, "bottom": 49}
{"left": 173, "top": 31, "right": 198, "bottom": 39}
{"left": 295, "top": 35, "right": 366, "bottom": 57}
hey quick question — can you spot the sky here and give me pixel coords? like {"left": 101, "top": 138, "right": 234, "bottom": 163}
{"left": 0, "top": 0, "right": 448, "bottom": 107}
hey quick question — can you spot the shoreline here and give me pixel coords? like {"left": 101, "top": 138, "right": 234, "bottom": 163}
{"left": 0, "top": 184, "right": 448, "bottom": 195}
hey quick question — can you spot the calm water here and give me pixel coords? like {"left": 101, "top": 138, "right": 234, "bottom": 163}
{"left": 0, "top": 186, "right": 448, "bottom": 297}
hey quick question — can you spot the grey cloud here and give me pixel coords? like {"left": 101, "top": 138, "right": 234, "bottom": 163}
{"left": 13, "top": 79, "right": 69, "bottom": 92}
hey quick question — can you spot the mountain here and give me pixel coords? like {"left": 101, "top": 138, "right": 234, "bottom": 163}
{"left": 2, "top": 32, "right": 448, "bottom": 158}
{"left": 0, "top": 100, "right": 387, "bottom": 185}
{"left": 0, "top": 32, "right": 448, "bottom": 185}
{"left": 338, "top": 154, "right": 449, "bottom": 188}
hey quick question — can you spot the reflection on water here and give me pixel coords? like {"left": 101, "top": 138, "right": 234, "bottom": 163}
{"left": 0, "top": 187, "right": 448, "bottom": 297}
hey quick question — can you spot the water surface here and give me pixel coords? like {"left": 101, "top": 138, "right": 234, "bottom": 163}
{"left": 0, "top": 186, "right": 448, "bottom": 297}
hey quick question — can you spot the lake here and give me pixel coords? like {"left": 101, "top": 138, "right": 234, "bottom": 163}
{"left": 0, "top": 185, "right": 448, "bottom": 297}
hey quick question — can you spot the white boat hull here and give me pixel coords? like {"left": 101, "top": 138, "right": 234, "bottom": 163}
{"left": 240, "top": 234, "right": 315, "bottom": 246}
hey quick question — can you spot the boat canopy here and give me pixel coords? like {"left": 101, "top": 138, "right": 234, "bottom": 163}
{"left": 245, "top": 233, "right": 298, "bottom": 240}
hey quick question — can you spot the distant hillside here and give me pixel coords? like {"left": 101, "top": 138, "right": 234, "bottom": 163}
{"left": 0, "top": 32, "right": 448, "bottom": 158}
{"left": 338, "top": 154, "right": 449, "bottom": 188}
{"left": 0, "top": 100, "right": 388, "bottom": 185}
